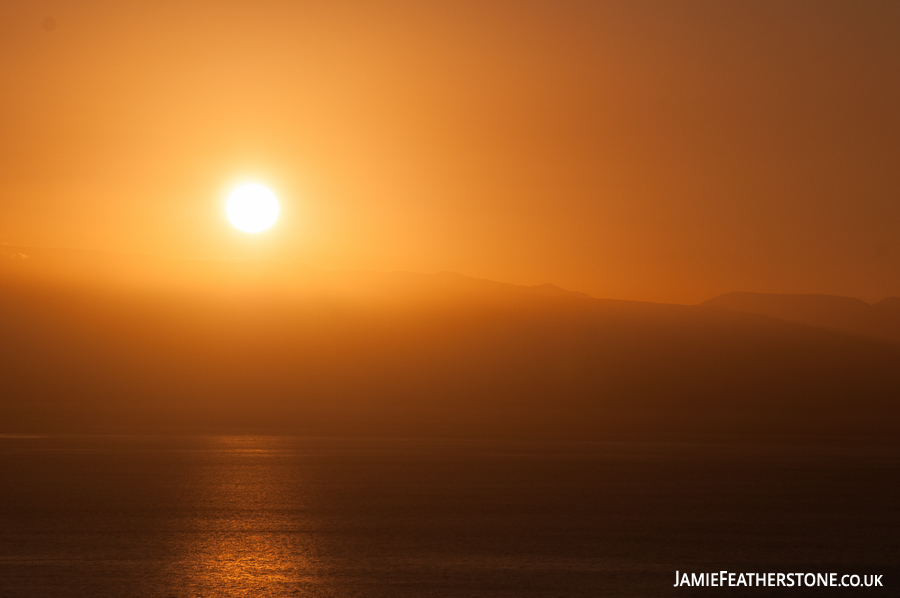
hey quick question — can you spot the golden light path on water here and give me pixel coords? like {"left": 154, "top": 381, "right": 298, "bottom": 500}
{"left": 173, "top": 437, "right": 322, "bottom": 596}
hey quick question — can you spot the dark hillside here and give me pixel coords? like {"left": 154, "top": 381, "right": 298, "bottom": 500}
{"left": 2, "top": 249, "right": 898, "bottom": 439}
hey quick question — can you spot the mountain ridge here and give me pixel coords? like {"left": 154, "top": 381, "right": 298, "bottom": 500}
{"left": 702, "top": 291, "right": 900, "bottom": 344}
{"left": 0, "top": 245, "right": 597, "bottom": 304}
{"left": 1, "top": 247, "right": 898, "bottom": 439}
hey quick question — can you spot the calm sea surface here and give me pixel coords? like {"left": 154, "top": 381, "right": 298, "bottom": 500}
{"left": 0, "top": 435, "right": 897, "bottom": 597}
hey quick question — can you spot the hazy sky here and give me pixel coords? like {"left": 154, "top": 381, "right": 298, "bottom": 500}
{"left": 1, "top": 0, "right": 898, "bottom": 303}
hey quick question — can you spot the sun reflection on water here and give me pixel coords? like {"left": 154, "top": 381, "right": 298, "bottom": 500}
{"left": 173, "top": 436, "right": 324, "bottom": 597}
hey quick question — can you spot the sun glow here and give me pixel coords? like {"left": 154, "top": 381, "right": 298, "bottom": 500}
{"left": 226, "top": 184, "right": 280, "bottom": 233}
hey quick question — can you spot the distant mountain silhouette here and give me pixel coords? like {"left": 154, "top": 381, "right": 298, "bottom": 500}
{"left": 0, "top": 246, "right": 591, "bottom": 302}
{"left": 1, "top": 247, "right": 899, "bottom": 439}
{"left": 702, "top": 292, "right": 900, "bottom": 343}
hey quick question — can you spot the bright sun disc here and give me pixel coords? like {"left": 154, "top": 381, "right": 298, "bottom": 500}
{"left": 226, "top": 184, "right": 280, "bottom": 233}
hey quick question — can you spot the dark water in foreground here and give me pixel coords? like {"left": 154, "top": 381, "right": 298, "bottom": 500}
{"left": 0, "top": 435, "right": 897, "bottom": 597}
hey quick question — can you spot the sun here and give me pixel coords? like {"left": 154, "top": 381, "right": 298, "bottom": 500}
{"left": 226, "top": 184, "right": 280, "bottom": 233}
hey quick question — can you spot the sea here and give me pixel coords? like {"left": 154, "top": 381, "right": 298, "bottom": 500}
{"left": 0, "top": 434, "right": 897, "bottom": 596}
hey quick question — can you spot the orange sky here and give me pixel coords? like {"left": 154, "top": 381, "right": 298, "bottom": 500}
{"left": 1, "top": 0, "right": 898, "bottom": 304}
